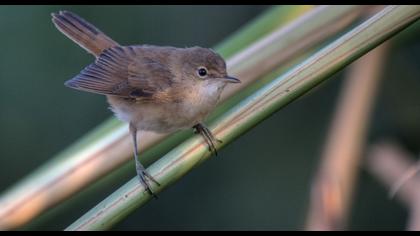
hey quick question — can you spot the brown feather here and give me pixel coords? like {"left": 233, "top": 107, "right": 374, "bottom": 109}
{"left": 51, "top": 11, "right": 119, "bottom": 56}
{"left": 65, "top": 46, "right": 175, "bottom": 99}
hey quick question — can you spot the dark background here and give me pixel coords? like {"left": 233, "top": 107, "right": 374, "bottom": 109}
{"left": 0, "top": 5, "right": 419, "bottom": 230}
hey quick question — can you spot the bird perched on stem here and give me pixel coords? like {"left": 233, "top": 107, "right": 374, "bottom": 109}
{"left": 51, "top": 11, "right": 240, "bottom": 197}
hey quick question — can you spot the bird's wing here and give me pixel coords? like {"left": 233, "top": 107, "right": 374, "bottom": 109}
{"left": 65, "top": 46, "right": 174, "bottom": 99}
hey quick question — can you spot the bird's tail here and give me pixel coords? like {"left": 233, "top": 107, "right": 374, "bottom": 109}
{"left": 51, "top": 10, "right": 119, "bottom": 57}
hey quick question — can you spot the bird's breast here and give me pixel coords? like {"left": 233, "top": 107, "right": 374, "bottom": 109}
{"left": 107, "top": 81, "right": 226, "bottom": 133}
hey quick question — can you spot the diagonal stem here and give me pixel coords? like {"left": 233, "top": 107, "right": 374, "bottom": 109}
{"left": 66, "top": 5, "right": 420, "bottom": 230}
{"left": 0, "top": 5, "right": 365, "bottom": 230}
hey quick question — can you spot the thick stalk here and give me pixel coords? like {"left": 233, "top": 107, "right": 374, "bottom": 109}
{"left": 0, "top": 6, "right": 318, "bottom": 230}
{"left": 67, "top": 5, "right": 420, "bottom": 231}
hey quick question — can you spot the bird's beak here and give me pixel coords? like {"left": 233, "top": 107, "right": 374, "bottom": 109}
{"left": 221, "top": 76, "right": 241, "bottom": 83}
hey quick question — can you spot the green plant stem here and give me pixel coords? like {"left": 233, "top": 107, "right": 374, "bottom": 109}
{"left": 66, "top": 5, "right": 420, "bottom": 231}
{"left": 0, "top": 5, "right": 316, "bottom": 230}
{"left": 217, "top": 5, "right": 313, "bottom": 58}
{"left": 46, "top": 5, "right": 362, "bottom": 230}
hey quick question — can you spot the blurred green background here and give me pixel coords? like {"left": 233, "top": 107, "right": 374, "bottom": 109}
{"left": 0, "top": 5, "right": 419, "bottom": 230}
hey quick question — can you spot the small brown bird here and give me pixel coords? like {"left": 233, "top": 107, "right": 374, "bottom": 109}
{"left": 51, "top": 11, "right": 240, "bottom": 197}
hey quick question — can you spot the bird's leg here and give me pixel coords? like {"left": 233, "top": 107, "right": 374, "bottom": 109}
{"left": 129, "top": 123, "right": 160, "bottom": 198}
{"left": 193, "top": 123, "right": 222, "bottom": 156}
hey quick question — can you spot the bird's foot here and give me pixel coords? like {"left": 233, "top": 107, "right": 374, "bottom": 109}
{"left": 193, "top": 123, "right": 221, "bottom": 156}
{"left": 135, "top": 165, "right": 160, "bottom": 199}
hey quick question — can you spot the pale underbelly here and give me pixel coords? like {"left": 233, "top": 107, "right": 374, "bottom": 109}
{"left": 107, "top": 96, "right": 217, "bottom": 133}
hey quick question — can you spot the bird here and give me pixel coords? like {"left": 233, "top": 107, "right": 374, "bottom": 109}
{"left": 51, "top": 10, "right": 240, "bottom": 197}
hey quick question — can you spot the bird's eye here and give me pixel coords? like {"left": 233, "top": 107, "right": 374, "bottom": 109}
{"left": 197, "top": 67, "right": 208, "bottom": 78}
